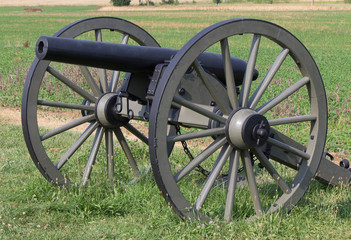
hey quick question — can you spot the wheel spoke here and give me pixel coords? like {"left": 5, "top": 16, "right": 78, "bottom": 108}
{"left": 224, "top": 150, "right": 240, "bottom": 221}
{"left": 47, "top": 66, "right": 97, "bottom": 103}
{"left": 79, "top": 66, "right": 102, "bottom": 97}
{"left": 193, "top": 60, "right": 232, "bottom": 115}
{"left": 239, "top": 34, "right": 261, "bottom": 108}
{"left": 81, "top": 126, "right": 105, "bottom": 186}
{"left": 167, "top": 127, "right": 225, "bottom": 143}
{"left": 95, "top": 29, "right": 108, "bottom": 93}
{"left": 256, "top": 76, "right": 310, "bottom": 115}
{"left": 173, "top": 96, "right": 226, "bottom": 124}
{"left": 95, "top": 29, "right": 102, "bottom": 41}
{"left": 105, "top": 129, "right": 114, "bottom": 182}
{"left": 220, "top": 38, "right": 239, "bottom": 109}
{"left": 269, "top": 115, "right": 317, "bottom": 126}
{"left": 174, "top": 137, "right": 227, "bottom": 182}
{"left": 37, "top": 99, "right": 95, "bottom": 111}
{"left": 267, "top": 137, "right": 310, "bottom": 160}
{"left": 109, "top": 34, "right": 129, "bottom": 92}
{"left": 194, "top": 145, "right": 232, "bottom": 211}
{"left": 241, "top": 150, "right": 263, "bottom": 215}
{"left": 114, "top": 127, "right": 140, "bottom": 178}
{"left": 99, "top": 70, "right": 108, "bottom": 93}
{"left": 120, "top": 33, "right": 129, "bottom": 44}
{"left": 252, "top": 148, "right": 291, "bottom": 194}
{"left": 249, "top": 48, "right": 289, "bottom": 109}
{"left": 124, "top": 123, "right": 148, "bottom": 145}
{"left": 55, "top": 121, "right": 99, "bottom": 170}
{"left": 41, "top": 114, "right": 95, "bottom": 141}
{"left": 109, "top": 71, "right": 121, "bottom": 93}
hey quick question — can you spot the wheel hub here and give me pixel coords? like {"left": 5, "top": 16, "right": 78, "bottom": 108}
{"left": 95, "top": 93, "right": 128, "bottom": 128}
{"left": 225, "top": 108, "right": 270, "bottom": 149}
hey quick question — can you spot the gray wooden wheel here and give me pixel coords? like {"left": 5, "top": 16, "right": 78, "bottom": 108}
{"left": 22, "top": 17, "right": 159, "bottom": 186}
{"left": 149, "top": 19, "right": 328, "bottom": 221}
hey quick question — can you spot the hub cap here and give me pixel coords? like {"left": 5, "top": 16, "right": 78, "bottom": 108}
{"left": 95, "top": 93, "right": 128, "bottom": 128}
{"left": 225, "top": 108, "right": 270, "bottom": 149}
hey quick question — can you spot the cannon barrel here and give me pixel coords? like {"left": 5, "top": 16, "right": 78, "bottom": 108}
{"left": 36, "top": 36, "right": 258, "bottom": 85}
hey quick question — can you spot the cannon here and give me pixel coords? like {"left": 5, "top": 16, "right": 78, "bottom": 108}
{"left": 22, "top": 17, "right": 350, "bottom": 221}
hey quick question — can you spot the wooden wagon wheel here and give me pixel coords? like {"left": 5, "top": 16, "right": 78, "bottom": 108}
{"left": 149, "top": 19, "right": 328, "bottom": 221}
{"left": 22, "top": 17, "right": 159, "bottom": 186}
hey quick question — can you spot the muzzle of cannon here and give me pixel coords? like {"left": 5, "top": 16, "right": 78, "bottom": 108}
{"left": 22, "top": 17, "right": 350, "bottom": 222}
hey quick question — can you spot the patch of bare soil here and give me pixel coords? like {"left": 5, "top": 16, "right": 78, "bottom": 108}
{"left": 24, "top": 8, "right": 43, "bottom": 12}
{"left": 0, "top": 106, "right": 84, "bottom": 131}
{"left": 0, "top": 107, "right": 22, "bottom": 126}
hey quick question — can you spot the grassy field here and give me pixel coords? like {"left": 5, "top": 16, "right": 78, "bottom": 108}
{"left": 0, "top": 4, "right": 350, "bottom": 239}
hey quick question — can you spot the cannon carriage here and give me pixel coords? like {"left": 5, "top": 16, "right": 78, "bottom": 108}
{"left": 22, "top": 17, "right": 350, "bottom": 221}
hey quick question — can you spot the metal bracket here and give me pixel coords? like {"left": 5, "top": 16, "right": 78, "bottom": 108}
{"left": 315, "top": 152, "right": 351, "bottom": 186}
{"left": 119, "top": 72, "right": 132, "bottom": 95}
{"left": 147, "top": 62, "right": 169, "bottom": 97}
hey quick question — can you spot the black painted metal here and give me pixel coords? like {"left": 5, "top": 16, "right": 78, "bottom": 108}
{"left": 36, "top": 36, "right": 258, "bottom": 86}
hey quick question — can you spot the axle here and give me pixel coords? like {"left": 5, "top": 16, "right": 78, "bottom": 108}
{"left": 36, "top": 36, "right": 258, "bottom": 86}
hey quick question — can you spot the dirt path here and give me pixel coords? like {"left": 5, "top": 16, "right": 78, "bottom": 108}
{"left": 0, "top": 106, "right": 83, "bottom": 131}
{"left": 0, "top": 107, "right": 22, "bottom": 126}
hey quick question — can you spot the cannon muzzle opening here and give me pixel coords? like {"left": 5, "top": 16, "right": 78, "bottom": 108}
{"left": 37, "top": 40, "right": 45, "bottom": 54}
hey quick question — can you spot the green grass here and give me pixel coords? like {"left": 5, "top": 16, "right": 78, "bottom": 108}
{"left": 1, "top": 123, "right": 351, "bottom": 239}
{"left": 1, "top": 121, "right": 351, "bottom": 239}
{"left": 0, "top": 4, "right": 351, "bottom": 239}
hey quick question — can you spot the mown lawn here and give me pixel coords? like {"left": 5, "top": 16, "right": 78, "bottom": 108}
{"left": 0, "top": 4, "right": 350, "bottom": 239}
